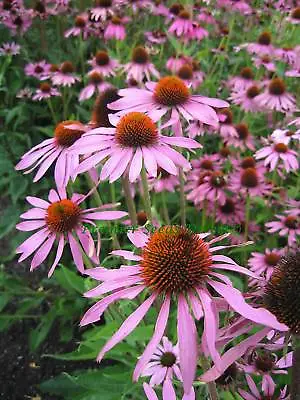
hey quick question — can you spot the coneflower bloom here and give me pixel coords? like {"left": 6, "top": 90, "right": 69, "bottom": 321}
{"left": 16, "top": 187, "right": 127, "bottom": 276}
{"left": 213, "top": 197, "right": 244, "bottom": 225}
{"left": 145, "top": 30, "right": 167, "bottom": 44}
{"left": 255, "top": 141, "right": 299, "bottom": 172}
{"left": 218, "top": 109, "right": 238, "bottom": 140}
{"left": 248, "top": 248, "right": 284, "bottom": 282}
{"left": 271, "top": 128, "right": 300, "bottom": 144}
{"left": 166, "top": 54, "right": 191, "bottom": 74}
{"left": 189, "top": 22, "right": 209, "bottom": 41}
{"left": 168, "top": 10, "right": 194, "bottom": 37}
{"left": 64, "top": 14, "right": 90, "bottom": 38}
{"left": 239, "top": 375, "right": 289, "bottom": 400}
{"left": 253, "top": 55, "right": 276, "bottom": 72}
{"left": 122, "top": 46, "right": 160, "bottom": 83}
{"left": 275, "top": 47, "right": 297, "bottom": 65}
{"left": 246, "top": 32, "right": 274, "bottom": 57}
{"left": 89, "top": 0, "right": 116, "bottom": 21}
{"left": 150, "top": 169, "right": 179, "bottom": 193}
{"left": 225, "top": 123, "right": 255, "bottom": 151}
{"left": 32, "top": 82, "right": 60, "bottom": 101}
{"left": 229, "top": 85, "right": 261, "bottom": 112}
{"left": 264, "top": 252, "right": 300, "bottom": 334}
{"left": 52, "top": 61, "right": 80, "bottom": 87}
{"left": 254, "top": 78, "right": 296, "bottom": 113}
{"left": 80, "top": 226, "right": 286, "bottom": 395}
{"left": 266, "top": 215, "right": 300, "bottom": 247}
{"left": 72, "top": 112, "right": 200, "bottom": 182}
{"left": 87, "top": 50, "right": 119, "bottom": 77}
{"left": 24, "top": 60, "right": 51, "bottom": 80}
{"left": 79, "top": 71, "right": 111, "bottom": 101}
{"left": 108, "top": 76, "right": 229, "bottom": 129}
{"left": 228, "top": 67, "right": 255, "bottom": 91}
{"left": 287, "top": 7, "right": 300, "bottom": 24}
{"left": 15, "top": 121, "right": 87, "bottom": 188}
{"left": 104, "top": 15, "right": 127, "bottom": 40}
{"left": 141, "top": 336, "right": 181, "bottom": 385}
{"left": 187, "top": 170, "right": 228, "bottom": 206}
{"left": 187, "top": 120, "right": 213, "bottom": 138}
{"left": 176, "top": 63, "right": 204, "bottom": 90}
{"left": 0, "top": 41, "right": 20, "bottom": 56}
{"left": 229, "top": 167, "right": 272, "bottom": 197}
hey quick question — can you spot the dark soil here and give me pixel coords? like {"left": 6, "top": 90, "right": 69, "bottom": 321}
{"left": 0, "top": 318, "right": 97, "bottom": 400}
{"left": 0, "top": 263, "right": 98, "bottom": 400}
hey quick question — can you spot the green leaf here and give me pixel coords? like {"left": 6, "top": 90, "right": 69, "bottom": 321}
{"left": 54, "top": 265, "right": 85, "bottom": 294}
{"left": 29, "top": 307, "right": 57, "bottom": 352}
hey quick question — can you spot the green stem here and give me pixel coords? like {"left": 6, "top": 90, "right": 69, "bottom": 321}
{"left": 161, "top": 190, "right": 170, "bottom": 225}
{"left": 200, "top": 356, "right": 219, "bottom": 400}
{"left": 47, "top": 98, "right": 57, "bottom": 124}
{"left": 122, "top": 175, "right": 137, "bottom": 226}
{"left": 63, "top": 86, "right": 68, "bottom": 120}
{"left": 179, "top": 168, "right": 186, "bottom": 227}
{"left": 291, "top": 335, "right": 300, "bottom": 400}
{"left": 201, "top": 201, "right": 207, "bottom": 231}
{"left": 140, "top": 165, "right": 152, "bottom": 223}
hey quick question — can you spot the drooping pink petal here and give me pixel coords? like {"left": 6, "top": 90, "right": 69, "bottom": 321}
{"left": 68, "top": 232, "right": 84, "bottom": 274}
{"left": 84, "top": 275, "right": 143, "bottom": 297}
{"left": 207, "top": 280, "right": 288, "bottom": 331}
{"left": 16, "top": 220, "right": 46, "bottom": 231}
{"left": 48, "top": 235, "right": 65, "bottom": 277}
{"left": 30, "top": 234, "right": 56, "bottom": 270}
{"left": 177, "top": 294, "right": 198, "bottom": 395}
{"left": 200, "top": 327, "right": 271, "bottom": 382}
{"left": 110, "top": 250, "right": 142, "bottom": 261}
{"left": 82, "top": 211, "right": 127, "bottom": 220}
{"left": 143, "top": 383, "right": 158, "bottom": 400}
{"left": 129, "top": 147, "right": 143, "bottom": 182}
{"left": 197, "top": 288, "right": 221, "bottom": 369}
{"left": 26, "top": 196, "right": 50, "bottom": 209}
{"left": 16, "top": 228, "right": 49, "bottom": 261}
{"left": 162, "top": 379, "right": 176, "bottom": 400}
{"left": 127, "top": 230, "right": 149, "bottom": 247}
{"left": 80, "top": 285, "right": 145, "bottom": 326}
{"left": 97, "top": 293, "right": 156, "bottom": 362}
{"left": 133, "top": 295, "right": 171, "bottom": 381}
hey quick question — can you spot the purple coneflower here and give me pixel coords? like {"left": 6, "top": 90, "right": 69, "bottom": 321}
{"left": 239, "top": 375, "right": 289, "bottom": 400}
{"left": 52, "top": 61, "right": 80, "bottom": 87}
{"left": 32, "top": 82, "right": 60, "bottom": 101}
{"left": 229, "top": 167, "right": 272, "bottom": 198}
{"left": 229, "top": 85, "right": 261, "bottom": 112}
{"left": 246, "top": 32, "right": 274, "bottom": 57}
{"left": 218, "top": 109, "right": 238, "bottom": 140}
{"left": 79, "top": 71, "right": 111, "bottom": 101}
{"left": 89, "top": 0, "right": 116, "bottom": 21}
{"left": 80, "top": 226, "right": 286, "bottom": 394}
{"left": 248, "top": 248, "right": 284, "bottom": 282}
{"left": 0, "top": 41, "right": 20, "bottom": 56}
{"left": 145, "top": 30, "right": 167, "bottom": 44}
{"left": 122, "top": 46, "right": 160, "bottom": 83}
{"left": 253, "top": 55, "right": 276, "bottom": 72}
{"left": 108, "top": 76, "right": 228, "bottom": 130}
{"left": 16, "top": 187, "right": 126, "bottom": 276}
{"left": 64, "top": 14, "right": 90, "bottom": 38}
{"left": 71, "top": 112, "right": 200, "bottom": 182}
{"left": 166, "top": 54, "right": 191, "bottom": 74}
{"left": 228, "top": 67, "right": 255, "bottom": 91}
{"left": 24, "top": 60, "right": 51, "bottom": 80}
{"left": 266, "top": 214, "right": 299, "bottom": 247}
{"left": 255, "top": 141, "right": 299, "bottom": 173}
{"left": 287, "top": 7, "right": 300, "bottom": 24}
{"left": 150, "top": 168, "right": 179, "bottom": 193}
{"left": 225, "top": 123, "right": 255, "bottom": 151}
{"left": 104, "top": 15, "right": 127, "bottom": 40}
{"left": 254, "top": 78, "right": 296, "bottom": 113}
{"left": 168, "top": 9, "right": 194, "bottom": 37}
{"left": 15, "top": 120, "right": 87, "bottom": 187}
{"left": 87, "top": 50, "right": 119, "bottom": 77}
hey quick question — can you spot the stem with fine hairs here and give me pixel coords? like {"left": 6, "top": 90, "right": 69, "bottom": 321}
{"left": 179, "top": 168, "right": 186, "bottom": 227}
{"left": 140, "top": 164, "right": 152, "bottom": 223}
{"left": 291, "top": 335, "right": 300, "bottom": 400}
{"left": 161, "top": 190, "right": 170, "bottom": 224}
{"left": 121, "top": 175, "right": 137, "bottom": 226}
{"left": 199, "top": 355, "right": 219, "bottom": 400}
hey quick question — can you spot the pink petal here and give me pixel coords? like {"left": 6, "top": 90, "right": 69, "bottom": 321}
{"left": 177, "top": 294, "right": 198, "bottom": 395}
{"left": 68, "top": 232, "right": 84, "bottom": 274}
{"left": 127, "top": 230, "right": 149, "bottom": 247}
{"left": 26, "top": 196, "right": 50, "bottom": 209}
{"left": 80, "top": 285, "right": 145, "bottom": 326}
{"left": 197, "top": 288, "right": 221, "bottom": 369}
{"left": 111, "top": 250, "right": 142, "bottom": 261}
{"left": 17, "top": 228, "right": 49, "bottom": 261}
{"left": 16, "top": 220, "right": 46, "bottom": 231}
{"left": 133, "top": 295, "right": 170, "bottom": 381}
{"left": 200, "top": 327, "right": 271, "bottom": 382}
{"left": 30, "top": 234, "right": 56, "bottom": 270}
{"left": 129, "top": 148, "right": 143, "bottom": 182}
{"left": 162, "top": 379, "right": 176, "bottom": 400}
{"left": 97, "top": 293, "right": 156, "bottom": 362}
{"left": 207, "top": 280, "right": 288, "bottom": 331}
{"left": 143, "top": 383, "right": 158, "bottom": 400}
{"left": 48, "top": 235, "right": 65, "bottom": 277}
